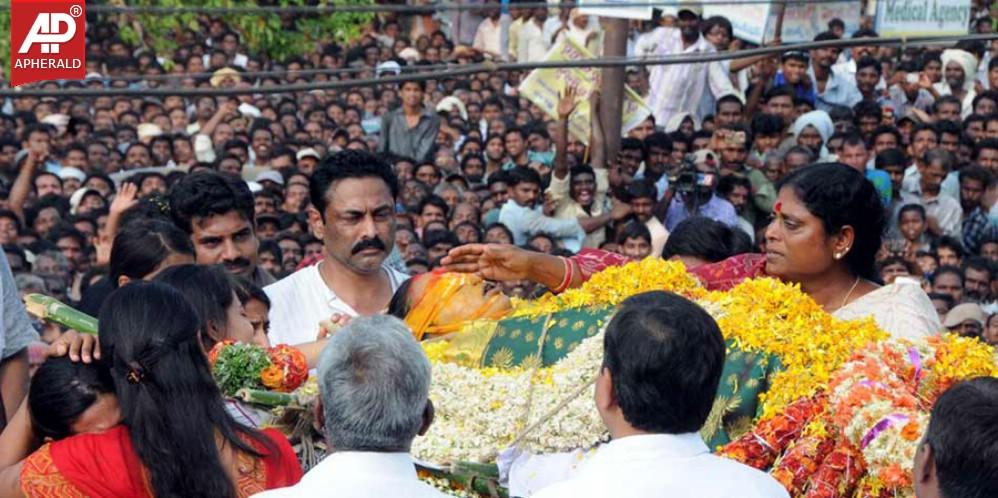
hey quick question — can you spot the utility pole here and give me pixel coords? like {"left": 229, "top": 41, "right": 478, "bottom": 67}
{"left": 599, "top": 18, "right": 627, "bottom": 162}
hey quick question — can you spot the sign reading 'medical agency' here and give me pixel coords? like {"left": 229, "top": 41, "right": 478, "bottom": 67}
{"left": 874, "top": 0, "right": 972, "bottom": 37}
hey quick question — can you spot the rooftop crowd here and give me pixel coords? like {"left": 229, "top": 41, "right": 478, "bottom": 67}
{"left": 0, "top": 1, "right": 996, "bottom": 497}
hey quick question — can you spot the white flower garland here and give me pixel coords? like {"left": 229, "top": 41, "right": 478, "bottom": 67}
{"left": 413, "top": 331, "right": 608, "bottom": 463}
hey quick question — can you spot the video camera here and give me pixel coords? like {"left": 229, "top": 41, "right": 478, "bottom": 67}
{"left": 671, "top": 153, "right": 717, "bottom": 194}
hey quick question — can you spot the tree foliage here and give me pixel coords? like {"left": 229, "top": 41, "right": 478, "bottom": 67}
{"left": 112, "top": 0, "right": 374, "bottom": 63}
{"left": 0, "top": 3, "right": 10, "bottom": 77}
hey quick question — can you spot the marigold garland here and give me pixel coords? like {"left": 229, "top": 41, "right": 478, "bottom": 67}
{"left": 722, "top": 333, "right": 997, "bottom": 498}
{"left": 417, "top": 258, "right": 998, "bottom": 498}
{"left": 702, "top": 277, "right": 888, "bottom": 419}
{"left": 509, "top": 258, "right": 705, "bottom": 318}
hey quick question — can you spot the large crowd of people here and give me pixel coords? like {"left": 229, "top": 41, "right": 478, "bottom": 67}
{"left": 0, "top": 1, "right": 996, "bottom": 497}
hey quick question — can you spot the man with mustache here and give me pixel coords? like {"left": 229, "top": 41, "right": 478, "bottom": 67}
{"left": 264, "top": 150, "right": 409, "bottom": 346}
{"left": 634, "top": 4, "right": 742, "bottom": 128}
{"left": 169, "top": 170, "right": 275, "bottom": 287}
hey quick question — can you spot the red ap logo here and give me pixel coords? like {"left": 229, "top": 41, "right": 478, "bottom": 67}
{"left": 10, "top": 0, "right": 86, "bottom": 87}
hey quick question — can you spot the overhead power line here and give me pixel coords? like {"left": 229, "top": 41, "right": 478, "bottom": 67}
{"left": 3, "top": 33, "right": 995, "bottom": 98}
{"left": 75, "top": 62, "right": 443, "bottom": 84}
{"left": 0, "top": 0, "right": 865, "bottom": 15}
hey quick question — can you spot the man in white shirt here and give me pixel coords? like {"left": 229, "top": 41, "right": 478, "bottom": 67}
{"left": 808, "top": 31, "right": 863, "bottom": 113}
{"left": 252, "top": 315, "right": 447, "bottom": 498}
{"left": 472, "top": 2, "right": 503, "bottom": 60}
{"left": 534, "top": 292, "right": 789, "bottom": 498}
{"left": 930, "top": 49, "right": 979, "bottom": 119}
{"left": 265, "top": 151, "right": 409, "bottom": 346}
{"left": 516, "top": 7, "right": 551, "bottom": 63}
{"left": 633, "top": 5, "right": 742, "bottom": 126}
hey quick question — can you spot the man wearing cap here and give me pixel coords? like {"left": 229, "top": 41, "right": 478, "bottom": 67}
{"left": 378, "top": 80, "right": 440, "bottom": 163}
{"left": 58, "top": 167, "right": 87, "bottom": 194}
{"left": 296, "top": 148, "right": 321, "bottom": 175}
{"left": 927, "top": 49, "right": 979, "bottom": 119}
{"left": 634, "top": 3, "right": 742, "bottom": 127}
{"left": 256, "top": 170, "right": 285, "bottom": 191}
{"left": 942, "top": 302, "right": 985, "bottom": 338}
{"left": 210, "top": 67, "right": 242, "bottom": 88}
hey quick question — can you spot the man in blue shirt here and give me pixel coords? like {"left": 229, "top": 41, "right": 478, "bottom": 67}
{"left": 664, "top": 158, "right": 739, "bottom": 231}
{"left": 497, "top": 167, "right": 585, "bottom": 252}
{"left": 773, "top": 51, "right": 816, "bottom": 107}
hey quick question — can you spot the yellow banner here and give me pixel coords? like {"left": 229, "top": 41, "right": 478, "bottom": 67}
{"left": 517, "top": 37, "right": 651, "bottom": 145}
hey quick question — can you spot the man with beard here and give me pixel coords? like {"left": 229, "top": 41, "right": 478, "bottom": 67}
{"left": 808, "top": 31, "right": 862, "bottom": 112}
{"left": 715, "top": 126, "right": 776, "bottom": 228}
{"left": 169, "top": 170, "right": 275, "bottom": 287}
{"left": 961, "top": 257, "right": 994, "bottom": 305}
{"left": 928, "top": 49, "right": 978, "bottom": 119}
{"left": 634, "top": 4, "right": 741, "bottom": 126}
{"left": 265, "top": 150, "right": 409, "bottom": 346}
{"left": 460, "top": 154, "right": 486, "bottom": 185}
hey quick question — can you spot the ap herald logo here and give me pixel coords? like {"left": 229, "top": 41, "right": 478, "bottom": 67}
{"left": 10, "top": 0, "right": 86, "bottom": 87}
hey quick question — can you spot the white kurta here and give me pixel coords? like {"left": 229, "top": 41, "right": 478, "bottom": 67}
{"left": 634, "top": 28, "right": 742, "bottom": 126}
{"left": 264, "top": 262, "right": 408, "bottom": 346}
{"left": 251, "top": 452, "right": 448, "bottom": 498}
{"left": 532, "top": 433, "right": 789, "bottom": 498}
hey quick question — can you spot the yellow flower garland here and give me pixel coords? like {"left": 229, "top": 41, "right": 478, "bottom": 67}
{"left": 418, "top": 259, "right": 998, "bottom": 464}
{"left": 510, "top": 257, "right": 705, "bottom": 318}
{"left": 702, "top": 277, "right": 889, "bottom": 419}
{"left": 502, "top": 259, "right": 893, "bottom": 419}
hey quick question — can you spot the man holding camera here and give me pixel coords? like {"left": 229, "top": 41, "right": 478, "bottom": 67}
{"left": 663, "top": 150, "right": 740, "bottom": 231}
